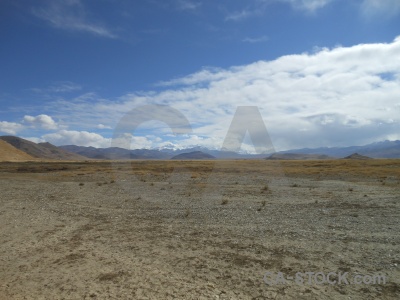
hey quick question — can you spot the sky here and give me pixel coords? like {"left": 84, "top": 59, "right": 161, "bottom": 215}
{"left": 1, "top": 0, "right": 399, "bottom": 152}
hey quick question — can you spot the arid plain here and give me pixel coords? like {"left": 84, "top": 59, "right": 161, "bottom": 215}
{"left": 0, "top": 159, "right": 399, "bottom": 299}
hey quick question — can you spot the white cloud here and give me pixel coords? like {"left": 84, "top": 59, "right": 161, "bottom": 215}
{"left": 361, "top": 0, "right": 400, "bottom": 18}
{"left": 242, "top": 35, "right": 269, "bottom": 43}
{"left": 43, "top": 130, "right": 155, "bottom": 149}
{"left": 112, "top": 133, "right": 155, "bottom": 149}
{"left": 29, "top": 36, "right": 400, "bottom": 151}
{"left": 138, "top": 36, "right": 400, "bottom": 150}
{"left": 32, "top": 0, "right": 117, "bottom": 38}
{"left": 0, "top": 121, "right": 24, "bottom": 135}
{"left": 32, "top": 81, "right": 82, "bottom": 94}
{"left": 226, "top": 0, "right": 400, "bottom": 20}
{"left": 176, "top": 0, "right": 201, "bottom": 11}
{"left": 97, "top": 124, "right": 112, "bottom": 129}
{"left": 22, "top": 137, "right": 46, "bottom": 144}
{"left": 43, "top": 130, "right": 111, "bottom": 148}
{"left": 158, "top": 67, "right": 228, "bottom": 86}
{"left": 282, "top": 0, "right": 334, "bottom": 12}
{"left": 225, "top": 9, "right": 257, "bottom": 21}
{"left": 23, "top": 114, "right": 58, "bottom": 130}
{"left": 225, "top": 0, "right": 333, "bottom": 21}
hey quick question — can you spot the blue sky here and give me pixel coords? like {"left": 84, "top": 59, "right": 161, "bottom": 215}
{"left": 1, "top": 0, "right": 399, "bottom": 152}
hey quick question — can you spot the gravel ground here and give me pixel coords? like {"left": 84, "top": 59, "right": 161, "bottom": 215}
{"left": 0, "top": 160, "right": 399, "bottom": 299}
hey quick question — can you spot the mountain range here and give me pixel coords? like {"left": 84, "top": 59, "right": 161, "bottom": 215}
{"left": 171, "top": 151, "right": 216, "bottom": 160}
{"left": 278, "top": 140, "right": 400, "bottom": 158}
{"left": 0, "top": 136, "right": 86, "bottom": 161}
{"left": 1, "top": 135, "right": 400, "bottom": 161}
{"left": 61, "top": 140, "right": 400, "bottom": 159}
{"left": 59, "top": 145, "right": 265, "bottom": 160}
{"left": 266, "top": 153, "right": 334, "bottom": 160}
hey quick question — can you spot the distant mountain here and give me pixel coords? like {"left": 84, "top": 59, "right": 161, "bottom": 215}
{"left": 60, "top": 145, "right": 129, "bottom": 160}
{"left": 60, "top": 139, "right": 400, "bottom": 160}
{"left": 0, "top": 140, "right": 35, "bottom": 162}
{"left": 130, "top": 149, "right": 171, "bottom": 159}
{"left": 0, "top": 136, "right": 86, "bottom": 160}
{"left": 171, "top": 151, "right": 216, "bottom": 160}
{"left": 279, "top": 140, "right": 400, "bottom": 158}
{"left": 266, "top": 153, "right": 334, "bottom": 160}
{"left": 162, "top": 146, "right": 265, "bottom": 159}
{"left": 60, "top": 145, "right": 170, "bottom": 160}
{"left": 60, "top": 145, "right": 261, "bottom": 159}
{"left": 344, "top": 153, "right": 372, "bottom": 160}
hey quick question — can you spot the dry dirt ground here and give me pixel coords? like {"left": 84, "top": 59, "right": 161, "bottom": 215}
{"left": 0, "top": 160, "right": 399, "bottom": 299}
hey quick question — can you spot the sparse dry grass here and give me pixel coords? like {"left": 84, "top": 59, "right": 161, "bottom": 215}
{"left": 278, "top": 159, "right": 400, "bottom": 179}
{"left": 2, "top": 159, "right": 399, "bottom": 181}
{"left": 0, "top": 159, "right": 399, "bottom": 299}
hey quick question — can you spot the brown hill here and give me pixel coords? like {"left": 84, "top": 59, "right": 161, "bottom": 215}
{"left": 0, "top": 140, "right": 35, "bottom": 162}
{"left": 0, "top": 136, "right": 87, "bottom": 160}
{"left": 344, "top": 153, "right": 372, "bottom": 160}
{"left": 266, "top": 153, "right": 334, "bottom": 160}
{"left": 171, "top": 151, "right": 216, "bottom": 160}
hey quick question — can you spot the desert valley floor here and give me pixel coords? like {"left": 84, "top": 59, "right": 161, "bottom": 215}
{"left": 0, "top": 160, "right": 399, "bottom": 299}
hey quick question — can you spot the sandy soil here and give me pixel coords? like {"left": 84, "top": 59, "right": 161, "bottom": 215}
{"left": 0, "top": 160, "right": 399, "bottom": 299}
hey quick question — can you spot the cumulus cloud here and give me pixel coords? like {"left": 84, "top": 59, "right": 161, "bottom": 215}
{"left": 112, "top": 133, "right": 155, "bottom": 149}
{"left": 0, "top": 121, "right": 24, "bottom": 135}
{"left": 96, "top": 124, "right": 112, "bottom": 129}
{"left": 32, "top": 36, "right": 400, "bottom": 151}
{"left": 134, "top": 36, "right": 400, "bottom": 150}
{"left": 23, "top": 114, "right": 58, "bottom": 130}
{"left": 43, "top": 130, "right": 111, "bottom": 148}
{"left": 43, "top": 130, "right": 155, "bottom": 149}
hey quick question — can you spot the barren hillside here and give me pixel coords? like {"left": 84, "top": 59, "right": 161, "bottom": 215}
{"left": 0, "top": 136, "right": 87, "bottom": 160}
{"left": 0, "top": 140, "right": 35, "bottom": 162}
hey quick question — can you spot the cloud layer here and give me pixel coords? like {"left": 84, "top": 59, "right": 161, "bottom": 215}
{"left": 2, "top": 37, "right": 400, "bottom": 151}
